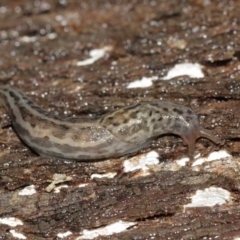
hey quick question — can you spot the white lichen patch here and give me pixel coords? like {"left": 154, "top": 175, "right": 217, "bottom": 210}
{"left": 10, "top": 230, "right": 26, "bottom": 239}
{"left": 47, "top": 32, "right": 57, "bottom": 40}
{"left": 0, "top": 217, "right": 23, "bottom": 227}
{"left": 184, "top": 187, "right": 231, "bottom": 208}
{"left": 124, "top": 151, "right": 159, "bottom": 174}
{"left": 78, "top": 183, "right": 90, "bottom": 188}
{"left": 91, "top": 172, "right": 117, "bottom": 179}
{"left": 45, "top": 173, "right": 72, "bottom": 192}
{"left": 19, "top": 36, "right": 37, "bottom": 43}
{"left": 176, "top": 157, "right": 190, "bottom": 166}
{"left": 77, "top": 220, "right": 136, "bottom": 239}
{"left": 162, "top": 63, "right": 204, "bottom": 80}
{"left": 57, "top": 231, "right": 73, "bottom": 238}
{"left": 76, "top": 46, "right": 112, "bottom": 66}
{"left": 192, "top": 150, "right": 231, "bottom": 166}
{"left": 18, "top": 185, "right": 36, "bottom": 196}
{"left": 127, "top": 76, "right": 158, "bottom": 88}
{"left": 167, "top": 38, "right": 187, "bottom": 49}
{"left": 54, "top": 185, "right": 69, "bottom": 193}
{"left": 19, "top": 33, "right": 57, "bottom": 43}
{"left": 176, "top": 153, "right": 202, "bottom": 167}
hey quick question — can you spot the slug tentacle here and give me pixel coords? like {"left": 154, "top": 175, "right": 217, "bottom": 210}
{"left": 0, "top": 85, "right": 220, "bottom": 160}
{"left": 199, "top": 127, "right": 220, "bottom": 144}
{"left": 181, "top": 128, "right": 220, "bottom": 156}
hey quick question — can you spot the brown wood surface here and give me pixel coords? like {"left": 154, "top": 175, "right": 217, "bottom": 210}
{"left": 0, "top": 0, "right": 240, "bottom": 239}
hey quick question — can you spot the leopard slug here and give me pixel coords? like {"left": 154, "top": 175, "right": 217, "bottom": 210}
{"left": 0, "top": 86, "right": 220, "bottom": 160}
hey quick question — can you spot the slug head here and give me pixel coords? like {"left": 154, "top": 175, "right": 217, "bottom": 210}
{"left": 182, "top": 126, "right": 220, "bottom": 156}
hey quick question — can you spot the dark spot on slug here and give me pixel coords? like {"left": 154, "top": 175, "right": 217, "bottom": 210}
{"left": 149, "top": 110, "right": 153, "bottom": 117}
{"left": 151, "top": 118, "right": 156, "bottom": 123}
{"left": 185, "top": 116, "right": 193, "bottom": 123}
{"left": 18, "top": 105, "right": 30, "bottom": 116}
{"left": 150, "top": 102, "right": 158, "bottom": 107}
{"left": 130, "top": 110, "right": 138, "bottom": 118}
{"left": 158, "top": 116, "right": 163, "bottom": 121}
{"left": 187, "top": 109, "right": 193, "bottom": 115}
{"left": 173, "top": 108, "right": 183, "bottom": 114}
{"left": 58, "top": 124, "right": 70, "bottom": 131}
{"left": 112, "top": 122, "right": 120, "bottom": 127}
{"left": 26, "top": 100, "right": 35, "bottom": 106}
{"left": 9, "top": 91, "right": 20, "bottom": 101}
{"left": 123, "top": 119, "right": 128, "bottom": 124}
{"left": 125, "top": 103, "right": 141, "bottom": 110}
{"left": 21, "top": 95, "right": 29, "bottom": 101}
{"left": 163, "top": 108, "right": 168, "bottom": 112}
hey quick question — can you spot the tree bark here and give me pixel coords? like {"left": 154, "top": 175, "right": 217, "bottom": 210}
{"left": 0, "top": 0, "right": 240, "bottom": 239}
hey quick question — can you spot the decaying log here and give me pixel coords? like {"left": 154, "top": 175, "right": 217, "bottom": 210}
{"left": 1, "top": 0, "right": 240, "bottom": 239}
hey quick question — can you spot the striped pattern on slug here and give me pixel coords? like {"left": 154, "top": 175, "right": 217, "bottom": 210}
{"left": 0, "top": 86, "right": 220, "bottom": 161}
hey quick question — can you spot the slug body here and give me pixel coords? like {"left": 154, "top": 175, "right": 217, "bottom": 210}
{"left": 0, "top": 86, "right": 220, "bottom": 160}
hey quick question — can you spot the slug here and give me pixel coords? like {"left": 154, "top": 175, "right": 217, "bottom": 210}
{"left": 0, "top": 86, "right": 220, "bottom": 160}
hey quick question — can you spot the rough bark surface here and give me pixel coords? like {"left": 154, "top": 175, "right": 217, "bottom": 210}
{"left": 0, "top": 0, "right": 240, "bottom": 239}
